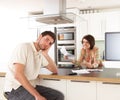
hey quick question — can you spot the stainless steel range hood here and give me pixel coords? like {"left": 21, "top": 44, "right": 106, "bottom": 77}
{"left": 29, "top": 0, "right": 75, "bottom": 25}
{"left": 35, "top": 13, "right": 74, "bottom": 24}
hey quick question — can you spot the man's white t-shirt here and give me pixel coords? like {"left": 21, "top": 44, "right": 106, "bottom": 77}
{"left": 4, "top": 42, "right": 48, "bottom": 92}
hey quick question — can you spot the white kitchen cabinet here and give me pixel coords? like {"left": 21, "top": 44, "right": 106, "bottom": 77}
{"left": 89, "top": 13, "right": 106, "bottom": 40}
{"left": 80, "top": 13, "right": 106, "bottom": 40}
{"left": 105, "top": 11, "right": 120, "bottom": 32}
{"left": 0, "top": 77, "right": 6, "bottom": 100}
{"left": 39, "top": 78, "right": 67, "bottom": 100}
{"left": 66, "top": 80, "right": 96, "bottom": 100}
{"left": 97, "top": 82, "right": 120, "bottom": 100}
{"left": 79, "top": 11, "right": 120, "bottom": 41}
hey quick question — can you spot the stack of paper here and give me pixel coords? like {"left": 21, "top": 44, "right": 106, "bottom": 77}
{"left": 72, "top": 69, "right": 90, "bottom": 74}
{"left": 86, "top": 69, "right": 103, "bottom": 72}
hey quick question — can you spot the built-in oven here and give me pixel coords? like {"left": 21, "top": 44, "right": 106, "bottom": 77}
{"left": 55, "top": 26, "right": 76, "bottom": 68}
{"left": 56, "top": 26, "right": 76, "bottom": 42}
{"left": 58, "top": 32, "right": 74, "bottom": 40}
{"left": 57, "top": 45, "right": 76, "bottom": 68}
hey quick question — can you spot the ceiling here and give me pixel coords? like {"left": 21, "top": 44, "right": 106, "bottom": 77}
{"left": 1, "top": 0, "right": 120, "bottom": 13}
{"left": 67, "top": 0, "right": 120, "bottom": 10}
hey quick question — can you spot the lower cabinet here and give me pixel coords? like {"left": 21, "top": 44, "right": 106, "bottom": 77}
{"left": 0, "top": 77, "right": 6, "bottom": 100}
{"left": 66, "top": 80, "right": 96, "bottom": 100}
{"left": 97, "top": 82, "right": 120, "bottom": 100}
{"left": 39, "top": 78, "right": 67, "bottom": 100}
{"left": 39, "top": 78, "right": 120, "bottom": 100}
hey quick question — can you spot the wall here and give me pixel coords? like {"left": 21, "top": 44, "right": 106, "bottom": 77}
{"left": 0, "top": 6, "right": 37, "bottom": 72}
{"left": 95, "top": 40, "right": 105, "bottom": 60}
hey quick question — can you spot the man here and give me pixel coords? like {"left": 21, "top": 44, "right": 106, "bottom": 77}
{"left": 4, "top": 31, "right": 64, "bottom": 100}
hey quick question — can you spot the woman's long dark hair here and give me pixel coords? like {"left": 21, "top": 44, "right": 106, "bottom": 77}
{"left": 82, "top": 34, "right": 95, "bottom": 49}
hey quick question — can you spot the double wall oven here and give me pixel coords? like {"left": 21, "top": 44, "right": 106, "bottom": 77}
{"left": 55, "top": 26, "right": 76, "bottom": 68}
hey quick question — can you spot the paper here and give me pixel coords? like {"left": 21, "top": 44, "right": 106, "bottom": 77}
{"left": 72, "top": 69, "right": 90, "bottom": 74}
{"left": 60, "top": 46, "right": 71, "bottom": 56}
{"left": 60, "top": 46, "right": 75, "bottom": 60}
{"left": 86, "top": 69, "right": 103, "bottom": 72}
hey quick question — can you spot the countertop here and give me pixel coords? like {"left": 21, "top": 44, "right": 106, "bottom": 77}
{"left": 0, "top": 72, "right": 6, "bottom": 77}
{"left": 1, "top": 68, "right": 120, "bottom": 83}
{"left": 39, "top": 68, "right": 120, "bottom": 83}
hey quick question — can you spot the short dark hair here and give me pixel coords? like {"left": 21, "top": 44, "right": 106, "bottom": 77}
{"left": 41, "top": 31, "right": 56, "bottom": 43}
{"left": 82, "top": 34, "right": 95, "bottom": 49}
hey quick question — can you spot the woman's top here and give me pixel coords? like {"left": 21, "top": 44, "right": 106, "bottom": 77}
{"left": 78, "top": 46, "right": 102, "bottom": 68}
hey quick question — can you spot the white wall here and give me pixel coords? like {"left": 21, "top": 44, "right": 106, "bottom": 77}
{"left": 0, "top": 6, "right": 37, "bottom": 72}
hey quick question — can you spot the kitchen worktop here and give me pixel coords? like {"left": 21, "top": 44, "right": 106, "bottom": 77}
{"left": 1, "top": 68, "right": 120, "bottom": 83}
{"left": 0, "top": 72, "right": 6, "bottom": 77}
{"left": 39, "top": 68, "right": 120, "bottom": 83}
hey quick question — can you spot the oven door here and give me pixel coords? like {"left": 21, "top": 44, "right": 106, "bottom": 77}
{"left": 58, "top": 32, "right": 74, "bottom": 40}
{"left": 57, "top": 46, "right": 76, "bottom": 67}
{"left": 57, "top": 26, "right": 76, "bottom": 42}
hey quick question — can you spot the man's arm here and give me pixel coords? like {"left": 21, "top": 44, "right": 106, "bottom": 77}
{"left": 42, "top": 53, "right": 58, "bottom": 74}
{"left": 13, "top": 63, "right": 46, "bottom": 100}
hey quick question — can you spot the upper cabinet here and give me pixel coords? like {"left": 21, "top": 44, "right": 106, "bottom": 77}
{"left": 79, "top": 10, "right": 120, "bottom": 40}
{"left": 105, "top": 11, "right": 120, "bottom": 32}
{"left": 79, "top": 12, "right": 106, "bottom": 40}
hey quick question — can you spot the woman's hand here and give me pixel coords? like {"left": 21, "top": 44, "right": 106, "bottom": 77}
{"left": 64, "top": 55, "right": 68, "bottom": 59}
{"left": 85, "top": 62, "right": 93, "bottom": 68}
{"left": 79, "top": 60, "right": 92, "bottom": 68}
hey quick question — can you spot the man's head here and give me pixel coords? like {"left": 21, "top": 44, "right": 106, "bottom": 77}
{"left": 37, "top": 31, "right": 56, "bottom": 50}
{"left": 41, "top": 31, "right": 56, "bottom": 43}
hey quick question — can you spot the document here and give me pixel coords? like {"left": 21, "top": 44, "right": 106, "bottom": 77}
{"left": 72, "top": 69, "right": 90, "bottom": 74}
{"left": 60, "top": 46, "right": 75, "bottom": 60}
{"left": 86, "top": 69, "right": 103, "bottom": 72}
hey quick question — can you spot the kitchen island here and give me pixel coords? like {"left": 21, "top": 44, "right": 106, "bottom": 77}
{"left": 38, "top": 68, "right": 120, "bottom": 100}
{"left": 1, "top": 68, "right": 120, "bottom": 83}
{"left": 1, "top": 68, "right": 120, "bottom": 100}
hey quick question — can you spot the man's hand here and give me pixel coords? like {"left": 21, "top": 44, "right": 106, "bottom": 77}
{"left": 35, "top": 94, "right": 47, "bottom": 100}
{"left": 42, "top": 44, "right": 52, "bottom": 56}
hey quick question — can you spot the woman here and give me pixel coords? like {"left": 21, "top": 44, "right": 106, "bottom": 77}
{"left": 77, "top": 34, "right": 102, "bottom": 68}
{"left": 64, "top": 34, "right": 103, "bottom": 68}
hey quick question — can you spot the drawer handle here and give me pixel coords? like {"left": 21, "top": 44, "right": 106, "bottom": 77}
{"left": 71, "top": 80, "right": 90, "bottom": 83}
{"left": 102, "top": 82, "right": 120, "bottom": 85}
{"left": 43, "top": 78, "right": 60, "bottom": 81}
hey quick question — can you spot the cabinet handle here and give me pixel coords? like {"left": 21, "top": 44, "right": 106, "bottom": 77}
{"left": 43, "top": 78, "right": 60, "bottom": 81}
{"left": 71, "top": 80, "right": 90, "bottom": 83}
{"left": 102, "top": 82, "right": 120, "bottom": 85}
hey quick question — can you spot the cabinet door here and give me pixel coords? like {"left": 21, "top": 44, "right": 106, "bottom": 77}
{"left": 97, "top": 82, "right": 120, "bottom": 100}
{"left": 67, "top": 80, "right": 96, "bottom": 100}
{"left": 39, "top": 78, "right": 67, "bottom": 100}
{"left": 80, "top": 13, "right": 106, "bottom": 40}
{"left": 0, "top": 77, "right": 6, "bottom": 100}
{"left": 89, "top": 13, "right": 106, "bottom": 40}
{"left": 105, "top": 11, "right": 120, "bottom": 32}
